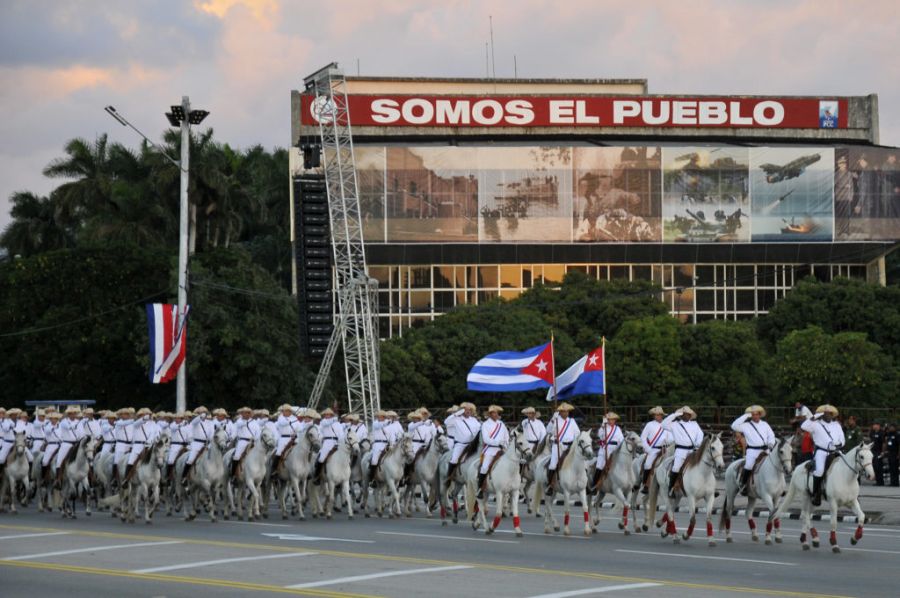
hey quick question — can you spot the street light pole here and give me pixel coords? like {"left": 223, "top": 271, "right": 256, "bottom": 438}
{"left": 176, "top": 96, "right": 190, "bottom": 414}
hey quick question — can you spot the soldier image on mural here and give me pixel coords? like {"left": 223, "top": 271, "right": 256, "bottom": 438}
{"left": 661, "top": 147, "right": 749, "bottom": 242}
{"left": 478, "top": 147, "right": 572, "bottom": 242}
{"left": 835, "top": 147, "right": 900, "bottom": 240}
{"left": 572, "top": 147, "right": 661, "bottom": 242}
{"left": 355, "top": 146, "right": 386, "bottom": 242}
{"left": 384, "top": 147, "right": 478, "bottom": 242}
{"left": 750, "top": 147, "right": 834, "bottom": 241}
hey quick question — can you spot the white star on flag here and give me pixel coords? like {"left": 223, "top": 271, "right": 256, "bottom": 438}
{"left": 536, "top": 359, "right": 548, "bottom": 372}
{"left": 588, "top": 354, "right": 599, "bottom": 367}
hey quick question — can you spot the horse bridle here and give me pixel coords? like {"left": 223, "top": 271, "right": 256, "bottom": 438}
{"left": 701, "top": 438, "right": 720, "bottom": 469}
{"left": 836, "top": 447, "right": 868, "bottom": 475}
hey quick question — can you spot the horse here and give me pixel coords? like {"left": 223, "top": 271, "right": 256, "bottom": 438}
{"left": 530, "top": 431, "right": 594, "bottom": 536}
{"left": 122, "top": 435, "right": 169, "bottom": 524}
{"left": 591, "top": 431, "right": 641, "bottom": 535}
{"left": 720, "top": 437, "right": 792, "bottom": 544}
{"left": 0, "top": 431, "right": 31, "bottom": 514}
{"left": 521, "top": 435, "right": 552, "bottom": 516}
{"left": 437, "top": 436, "right": 481, "bottom": 526}
{"left": 631, "top": 443, "right": 674, "bottom": 534}
{"left": 651, "top": 433, "right": 724, "bottom": 546}
{"left": 769, "top": 443, "right": 875, "bottom": 553}
{"left": 56, "top": 436, "right": 96, "bottom": 519}
{"left": 402, "top": 431, "right": 449, "bottom": 517}
{"left": 274, "top": 425, "right": 320, "bottom": 520}
{"left": 316, "top": 429, "right": 359, "bottom": 520}
{"left": 177, "top": 428, "right": 228, "bottom": 522}
{"left": 363, "top": 436, "right": 412, "bottom": 519}
{"left": 471, "top": 427, "right": 533, "bottom": 537}
{"left": 227, "top": 427, "right": 277, "bottom": 522}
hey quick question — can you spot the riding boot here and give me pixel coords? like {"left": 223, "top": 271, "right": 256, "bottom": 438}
{"left": 667, "top": 470, "right": 679, "bottom": 498}
{"left": 589, "top": 468, "right": 602, "bottom": 495}
{"left": 446, "top": 462, "right": 458, "bottom": 481}
{"left": 183, "top": 461, "right": 193, "bottom": 482}
{"left": 314, "top": 460, "right": 324, "bottom": 484}
{"left": 740, "top": 468, "right": 752, "bottom": 496}
{"left": 640, "top": 469, "right": 652, "bottom": 494}
{"left": 230, "top": 460, "right": 239, "bottom": 478}
{"left": 811, "top": 476, "right": 823, "bottom": 506}
{"left": 54, "top": 465, "right": 64, "bottom": 490}
{"left": 476, "top": 472, "right": 487, "bottom": 499}
{"left": 368, "top": 463, "right": 378, "bottom": 485}
{"left": 545, "top": 469, "right": 557, "bottom": 496}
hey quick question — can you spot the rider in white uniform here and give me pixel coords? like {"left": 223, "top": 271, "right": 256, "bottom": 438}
{"left": 100, "top": 411, "right": 117, "bottom": 456}
{"left": 30, "top": 409, "right": 47, "bottom": 455}
{"left": 274, "top": 404, "right": 299, "bottom": 458}
{"left": 446, "top": 402, "right": 480, "bottom": 478}
{"left": 80, "top": 407, "right": 102, "bottom": 441}
{"left": 520, "top": 407, "right": 547, "bottom": 454}
{"left": 546, "top": 402, "right": 579, "bottom": 493}
{"left": 124, "top": 407, "right": 160, "bottom": 481}
{"left": 212, "top": 408, "right": 235, "bottom": 442}
{"left": 55, "top": 406, "right": 85, "bottom": 486}
{"left": 662, "top": 405, "right": 704, "bottom": 498}
{"left": 184, "top": 406, "right": 214, "bottom": 479}
{"left": 347, "top": 413, "right": 368, "bottom": 443}
{"left": 41, "top": 412, "right": 63, "bottom": 477}
{"left": 638, "top": 406, "right": 669, "bottom": 494}
{"left": 232, "top": 406, "right": 260, "bottom": 476}
{"left": 477, "top": 405, "right": 509, "bottom": 499}
{"left": 13, "top": 409, "right": 34, "bottom": 463}
{"left": 167, "top": 411, "right": 192, "bottom": 477}
{"left": 731, "top": 405, "right": 776, "bottom": 495}
{"left": 443, "top": 405, "right": 459, "bottom": 451}
{"left": 591, "top": 411, "right": 623, "bottom": 492}
{"left": 0, "top": 407, "right": 13, "bottom": 463}
{"left": 114, "top": 407, "right": 135, "bottom": 469}
{"left": 368, "top": 410, "right": 391, "bottom": 478}
{"left": 801, "top": 404, "right": 845, "bottom": 506}
{"left": 315, "top": 407, "right": 343, "bottom": 479}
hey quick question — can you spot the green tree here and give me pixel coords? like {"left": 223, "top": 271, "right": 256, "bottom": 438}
{"left": 0, "top": 191, "right": 74, "bottom": 257}
{"left": 606, "top": 315, "right": 684, "bottom": 405}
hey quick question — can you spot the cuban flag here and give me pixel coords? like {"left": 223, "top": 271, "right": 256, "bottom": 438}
{"left": 467, "top": 341, "right": 555, "bottom": 392}
{"left": 146, "top": 303, "right": 190, "bottom": 384}
{"left": 547, "top": 344, "right": 605, "bottom": 401}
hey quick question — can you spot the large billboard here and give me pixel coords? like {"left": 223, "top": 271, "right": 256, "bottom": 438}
{"left": 342, "top": 144, "right": 900, "bottom": 244}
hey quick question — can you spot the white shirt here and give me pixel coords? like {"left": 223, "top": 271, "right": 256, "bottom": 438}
{"left": 447, "top": 412, "right": 480, "bottom": 444}
{"left": 191, "top": 415, "right": 216, "bottom": 443}
{"left": 596, "top": 421, "right": 624, "bottom": 448}
{"left": 731, "top": 414, "right": 776, "bottom": 449}
{"left": 0, "top": 418, "right": 13, "bottom": 441}
{"left": 31, "top": 417, "right": 46, "bottom": 439}
{"left": 640, "top": 420, "right": 669, "bottom": 452}
{"left": 801, "top": 415, "right": 845, "bottom": 451}
{"left": 662, "top": 412, "right": 703, "bottom": 449}
{"left": 318, "top": 417, "right": 344, "bottom": 441}
{"left": 57, "top": 417, "right": 84, "bottom": 443}
{"left": 548, "top": 414, "right": 580, "bottom": 445}
{"left": 521, "top": 418, "right": 547, "bottom": 445}
{"left": 276, "top": 414, "right": 299, "bottom": 438}
{"left": 131, "top": 417, "right": 160, "bottom": 445}
{"left": 385, "top": 420, "right": 404, "bottom": 443}
{"left": 115, "top": 418, "right": 134, "bottom": 442}
{"left": 235, "top": 418, "right": 261, "bottom": 441}
{"left": 350, "top": 422, "right": 368, "bottom": 442}
{"left": 795, "top": 405, "right": 814, "bottom": 419}
{"left": 480, "top": 419, "right": 509, "bottom": 449}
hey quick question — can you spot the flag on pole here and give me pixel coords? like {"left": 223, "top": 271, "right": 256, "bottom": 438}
{"left": 546, "top": 344, "right": 605, "bottom": 401}
{"left": 146, "top": 303, "right": 190, "bottom": 384}
{"left": 467, "top": 340, "right": 555, "bottom": 392}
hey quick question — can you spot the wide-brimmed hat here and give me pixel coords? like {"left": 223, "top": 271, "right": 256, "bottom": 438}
{"left": 347, "top": 413, "right": 361, "bottom": 422}
{"left": 648, "top": 406, "right": 665, "bottom": 416}
{"left": 556, "top": 402, "right": 575, "bottom": 413}
{"left": 105, "top": 411, "right": 118, "bottom": 420}
{"left": 212, "top": 408, "right": 228, "bottom": 417}
{"left": 136, "top": 407, "right": 152, "bottom": 417}
{"left": 17, "top": 409, "right": 29, "bottom": 418}
{"left": 36, "top": 408, "right": 46, "bottom": 417}
{"left": 446, "top": 405, "right": 459, "bottom": 414}
{"left": 49, "top": 412, "right": 62, "bottom": 420}
{"left": 376, "top": 409, "right": 388, "bottom": 418}
{"left": 460, "top": 402, "right": 476, "bottom": 412}
{"left": 82, "top": 407, "right": 94, "bottom": 416}
{"left": 605, "top": 411, "right": 620, "bottom": 421}
{"left": 521, "top": 406, "right": 536, "bottom": 415}
{"left": 487, "top": 405, "right": 503, "bottom": 414}
{"left": 237, "top": 406, "right": 252, "bottom": 414}
{"left": 746, "top": 405, "right": 766, "bottom": 417}
{"left": 418, "top": 407, "right": 431, "bottom": 418}
{"left": 195, "top": 405, "right": 210, "bottom": 415}
{"left": 817, "top": 404, "right": 839, "bottom": 416}
{"left": 321, "top": 407, "right": 335, "bottom": 417}
{"left": 407, "top": 411, "right": 422, "bottom": 421}
{"left": 278, "top": 403, "right": 293, "bottom": 412}
{"left": 385, "top": 410, "right": 398, "bottom": 418}
{"left": 65, "top": 406, "right": 81, "bottom": 415}
{"left": 7, "top": 407, "right": 22, "bottom": 417}
{"left": 679, "top": 406, "right": 697, "bottom": 418}
{"left": 255, "top": 408, "right": 270, "bottom": 417}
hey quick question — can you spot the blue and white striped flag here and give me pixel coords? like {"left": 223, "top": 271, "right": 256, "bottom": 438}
{"left": 466, "top": 341, "right": 555, "bottom": 392}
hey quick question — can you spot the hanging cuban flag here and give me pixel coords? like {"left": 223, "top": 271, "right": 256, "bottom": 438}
{"left": 146, "top": 303, "right": 190, "bottom": 384}
{"left": 547, "top": 343, "right": 605, "bottom": 401}
{"left": 467, "top": 340, "right": 555, "bottom": 392}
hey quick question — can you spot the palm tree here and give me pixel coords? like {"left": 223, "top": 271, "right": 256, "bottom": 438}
{"left": 0, "top": 191, "right": 73, "bottom": 257}
{"left": 42, "top": 135, "right": 116, "bottom": 228}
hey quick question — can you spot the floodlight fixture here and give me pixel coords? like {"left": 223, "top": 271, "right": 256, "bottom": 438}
{"left": 188, "top": 109, "right": 209, "bottom": 125}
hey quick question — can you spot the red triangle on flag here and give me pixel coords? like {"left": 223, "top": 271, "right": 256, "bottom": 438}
{"left": 520, "top": 341, "right": 555, "bottom": 385}
{"left": 584, "top": 345, "right": 604, "bottom": 372}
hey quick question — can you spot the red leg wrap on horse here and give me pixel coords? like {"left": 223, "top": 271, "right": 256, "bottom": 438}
{"left": 493, "top": 515, "right": 501, "bottom": 529}
{"left": 811, "top": 527, "right": 818, "bottom": 538}
{"left": 453, "top": 499, "right": 458, "bottom": 512}
{"left": 440, "top": 506, "right": 446, "bottom": 518}
{"left": 583, "top": 511, "right": 590, "bottom": 523}
{"left": 830, "top": 530, "right": 837, "bottom": 545}
{"left": 766, "top": 521, "right": 773, "bottom": 534}
{"left": 706, "top": 521, "right": 713, "bottom": 537}
{"left": 725, "top": 518, "right": 731, "bottom": 530}
{"left": 513, "top": 516, "right": 520, "bottom": 528}
{"left": 687, "top": 521, "right": 696, "bottom": 536}
{"left": 564, "top": 513, "right": 570, "bottom": 526}
{"left": 667, "top": 519, "right": 677, "bottom": 535}
{"left": 774, "top": 518, "right": 781, "bottom": 529}
{"left": 623, "top": 506, "right": 629, "bottom": 526}
{"left": 855, "top": 525, "right": 863, "bottom": 540}
{"left": 800, "top": 532, "right": 807, "bottom": 543}
{"left": 748, "top": 518, "right": 756, "bottom": 530}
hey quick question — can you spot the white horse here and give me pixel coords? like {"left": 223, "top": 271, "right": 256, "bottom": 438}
{"left": 591, "top": 431, "right": 640, "bottom": 535}
{"left": 56, "top": 436, "right": 96, "bottom": 519}
{"left": 521, "top": 435, "right": 551, "bottom": 516}
{"left": 769, "top": 443, "right": 874, "bottom": 553}
{"left": 1, "top": 431, "right": 31, "bottom": 513}
{"left": 651, "top": 433, "right": 725, "bottom": 546}
{"left": 437, "top": 437, "right": 481, "bottom": 526}
{"left": 122, "top": 435, "right": 169, "bottom": 524}
{"left": 720, "top": 437, "right": 792, "bottom": 544}
{"left": 531, "top": 431, "right": 594, "bottom": 537}
{"left": 630, "top": 444, "right": 674, "bottom": 533}
{"left": 228, "top": 427, "right": 276, "bottom": 522}
{"left": 471, "top": 427, "right": 533, "bottom": 537}
{"left": 274, "top": 425, "right": 320, "bottom": 520}
{"left": 177, "top": 428, "right": 228, "bottom": 523}
{"left": 364, "top": 436, "right": 412, "bottom": 519}
{"left": 403, "top": 431, "right": 449, "bottom": 517}
{"left": 316, "top": 430, "right": 359, "bottom": 520}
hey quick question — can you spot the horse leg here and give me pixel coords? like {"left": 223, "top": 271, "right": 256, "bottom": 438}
{"left": 562, "top": 491, "right": 572, "bottom": 536}
{"left": 581, "top": 489, "right": 592, "bottom": 537}
{"left": 682, "top": 496, "right": 697, "bottom": 542}
{"left": 758, "top": 496, "right": 775, "bottom": 545}
{"left": 488, "top": 491, "right": 503, "bottom": 535}
{"left": 511, "top": 487, "right": 523, "bottom": 538}
{"left": 292, "top": 479, "right": 305, "bottom": 520}
{"left": 829, "top": 498, "right": 840, "bottom": 553}
{"left": 849, "top": 498, "right": 865, "bottom": 546}
{"left": 614, "top": 488, "right": 630, "bottom": 536}
{"left": 748, "top": 495, "right": 759, "bottom": 542}
{"left": 705, "top": 491, "right": 716, "bottom": 547}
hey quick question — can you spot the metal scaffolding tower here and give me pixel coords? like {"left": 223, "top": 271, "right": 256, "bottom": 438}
{"left": 303, "top": 63, "right": 381, "bottom": 423}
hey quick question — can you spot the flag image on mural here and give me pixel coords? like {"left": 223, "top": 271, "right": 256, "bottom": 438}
{"left": 146, "top": 303, "right": 190, "bottom": 384}
{"left": 548, "top": 344, "right": 605, "bottom": 401}
{"left": 467, "top": 340, "right": 555, "bottom": 391}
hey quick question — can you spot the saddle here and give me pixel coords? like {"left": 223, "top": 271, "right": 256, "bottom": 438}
{"left": 479, "top": 450, "right": 505, "bottom": 492}
{"left": 233, "top": 441, "right": 255, "bottom": 479}
{"left": 458, "top": 439, "right": 478, "bottom": 464}
{"left": 805, "top": 452, "right": 839, "bottom": 499}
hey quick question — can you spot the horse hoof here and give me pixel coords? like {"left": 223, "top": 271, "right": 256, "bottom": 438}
{"left": 86, "top": 512, "right": 91, "bottom": 517}
{"left": 850, "top": 537, "right": 858, "bottom": 546}
{"left": 682, "top": 533, "right": 689, "bottom": 541}
{"left": 752, "top": 535, "right": 759, "bottom": 542}
{"left": 660, "top": 531, "right": 667, "bottom": 539}
{"left": 812, "top": 540, "right": 820, "bottom": 548}
{"left": 726, "top": 536, "right": 733, "bottom": 543}
{"left": 624, "top": 529, "right": 631, "bottom": 536}
{"left": 832, "top": 546, "right": 841, "bottom": 554}
{"left": 802, "top": 544, "right": 810, "bottom": 551}
{"left": 365, "top": 513, "right": 371, "bottom": 519}
{"left": 765, "top": 538, "right": 772, "bottom": 546}
{"left": 282, "top": 515, "right": 288, "bottom": 520}
{"left": 618, "top": 522, "right": 624, "bottom": 530}
{"left": 775, "top": 536, "right": 783, "bottom": 544}
{"left": 554, "top": 526, "right": 560, "bottom": 532}
{"left": 348, "top": 515, "right": 354, "bottom": 520}
{"left": 673, "top": 538, "right": 680, "bottom": 545}
{"left": 146, "top": 520, "right": 152, "bottom": 525}
{"left": 642, "top": 524, "right": 649, "bottom": 532}
{"left": 516, "top": 531, "right": 524, "bottom": 538}
{"left": 262, "top": 513, "right": 268, "bottom": 519}
{"left": 708, "top": 540, "right": 717, "bottom": 547}
{"left": 655, "top": 521, "right": 662, "bottom": 528}
{"left": 441, "top": 521, "right": 447, "bottom": 527}
{"left": 326, "top": 515, "right": 332, "bottom": 520}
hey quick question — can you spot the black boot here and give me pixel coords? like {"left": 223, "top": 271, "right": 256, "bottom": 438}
{"left": 446, "top": 462, "right": 458, "bottom": 481}
{"left": 811, "top": 476, "right": 823, "bottom": 506}
{"left": 476, "top": 472, "right": 487, "bottom": 499}
{"left": 668, "top": 470, "right": 679, "bottom": 498}
{"left": 231, "top": 460, "right": 239, "bottom": 478}
{"left": 640, "top": 469, "right": 652, "bottom": 494}
{"left": 589, "top": 468, "right": 603, "bottom": 495}
{"left": 545, "top": 469, "right": 557, "bottom": 497}
{"left": 183, "top": 462, "right": 193, "bottom": 481}
{"left": 314, "top": 460, "right": 324, "bottom": 484}
{"left": 740, "top": 469, "right": 751, "bottom": 496}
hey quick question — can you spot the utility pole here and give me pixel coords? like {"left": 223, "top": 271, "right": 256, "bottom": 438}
{"left": 176, "top": 96, "right": 190, "bottom": 414}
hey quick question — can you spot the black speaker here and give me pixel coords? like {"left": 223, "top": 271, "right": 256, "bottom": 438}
{"left": 293, "top": 174, "right": 332, "bottom": 357}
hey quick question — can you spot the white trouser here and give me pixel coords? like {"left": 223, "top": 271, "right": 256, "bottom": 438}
{"left": 813, "top": 449, "right": 829, "bottom": 477}
{"left": 411, "top": 441, "right": 426, "bottom": 456}
{"left": 318, "top": 438, "right": 337, "bottom": 463}
{"left": 450, "top": 441, "right": 470, "bottom": 465}
{"left": 186, "top": 440, "right": 207, "bottom": 465}
{"left": 0, "top": 440, "right": 12, "bottom": 462}
{"left": 644, "top": 448, "right": 662, "bottom": 470}
{"left": 549, "top": 442, "right": 572, "bottom": 470}
{"left": 127, "top": 442, "right": 146, "bottom": 465}
{"left": 114, "top": 442, "right": 130, "bottom": 463}
{"left": 447, "top": 437, "right": 456, "bottom": 451}
{"left": 31, "top": 438, "right": 46, "bottom": 455}
{"left": 595, "top": 444, "right": 621, "bottom": 471}
{"left": 744, "top": 448, "right": 765, "bottom": 471}
{"left": 275, "top": 436, "right": 293, "bottom": 457}
{"left": 100, "top": 441, "right": 114, "bottom": 455}
{"left": 480, "top": 446, "right": 501, "bottom": 474}
{"left": 370, "top": 441, "right": 388, "bottom": 465}
{"left": 167, "top": 443, "right": 186, "bottom": 465}
{"left": 55, "top": 441, "right": 75, "bottom": 467}
{"left": 671, "top": 447, "right": 693, "bottom": 473}
{"left": 234, "top": 439, "right": 252, "bottom": 461}
{"left": 41, "top": 443, "right": 59, "bottom": 466}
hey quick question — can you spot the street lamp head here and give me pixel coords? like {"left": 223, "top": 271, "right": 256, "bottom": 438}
{"left": 188, "top": 110, "right": 209, "bottom": 125}
{"left": 104, "top": 106, "right": 128, "bottom": 126}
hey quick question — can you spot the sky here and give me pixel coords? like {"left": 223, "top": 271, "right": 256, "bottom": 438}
{"left": 1, "top": 0, "right": 898, "bottom": 228}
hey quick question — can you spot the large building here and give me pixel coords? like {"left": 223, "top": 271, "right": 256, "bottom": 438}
{"left": 289, "top": 75, "right": 898, "bottom": 353}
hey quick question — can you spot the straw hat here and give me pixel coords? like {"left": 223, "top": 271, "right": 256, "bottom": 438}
{"left": 65, "top": 405, "right": 81, "bottom": 415}
{"left": 278, "top": 403, "right": 293, "bottom": 412}
{"left": 376, "top": 409, "right": 388, "bottom": 418}
{"left": 556, "top": 402, "right": 575, "bottom": 413}
{"left": 460, "top": 402, "right": 476, "bottom": 412}
{"left": 7, "top": 408, "right": 21, "bottom": 417}
{"left": 487, "top": 405, "right": 503, "bottom": 414}
{"left": 605, "top": 411, "right": 620, "bottom": 421}
{"left": 105, "top": 411, "right": 118, "bottom": 420}
{"left": 321, "top": 407, "right": 335, "bottom": 417}
{"left": 679, "top": 406, "right": 697, "bottom": 418}
{"left": 136, "top": 407, "right": 152, "bottom": 417}
{"left": 446, "top": 405, "right": 459, "bottom": 414}
{"left": 746, "top": 405, "right": 766, "bottom": 417}
{"left": 649, "top": 406, "right": 665, "bottom": 416}
{"left": 309, "top": 409, "right": 322, "bottom": 420}
{"left": 18, "top": 410, "right": 29, "bottom": 418}
{"left": 521, "top": 406, "right": 536, "bottom": 416}
{"left": 0, "top": 407, "right": 6, "bottom": 414}
{"left": 213, "top": 408, "right": 228, "bottom": 417}
{"left": 237, "top": 406, "right": 252, "bottom": 414}
{"left": 385, "top": 410, "right": 398, "bottom": 418}
{"left": 49, "top": 412, "right": 62, "bottom": 420}
{"left": 125, "top": 407, "right": 136, "bottom": 415}
{"left": 817, "top": 404, "right": 839, "bottom": 416}
{"left": 45, "top": 406, "right": 57, "bottom": 413}
{"left": 255, "top": 408, "right": 270, "bottom": 417}
{"left": 407, "top": 411, "right": 422, "bottom": 422}
{"left": 418, "top": 407, "right": 431, "bottom": 418}
{"left": 36, "top": 408, "right": 46, "bottom": 417}
{"left": 347, "top": 413, "right": 361, "bottom": 422}
{"left": 82, "top": 407, "right": 94, "bottom": 416}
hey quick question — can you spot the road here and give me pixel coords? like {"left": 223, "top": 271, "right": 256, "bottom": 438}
{"left": 1, "top": 501, "right": 899, "bottom": 598}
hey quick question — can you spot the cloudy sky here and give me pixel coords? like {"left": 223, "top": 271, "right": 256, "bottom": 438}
{"left": 2, "top": 0, "right": 898, "bottom": 228}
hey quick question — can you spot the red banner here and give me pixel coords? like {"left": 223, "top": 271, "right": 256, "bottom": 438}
{"left": 300, "top": 94, "right": 848, "bottom": 130}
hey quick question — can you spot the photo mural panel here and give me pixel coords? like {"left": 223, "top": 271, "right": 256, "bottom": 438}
{"left": 662, "top": 147, "right": 750, "bottom": 242}
{"left": 750, "top": 147, "right": 834, "bottom": 242}
{"left": 835, "top": 147, "right": 900, "bottom": 241}
{"left": 355, "top": 146, "right": 386, "bottom": 243}
{"left": 384, "top": 147, "right": 479, "bottom": 242}
{"left": 478, "top": 147, "right": 573, "bottom": 242}
{"left": 572, "top": 147, "right": 661, "bottom": 242}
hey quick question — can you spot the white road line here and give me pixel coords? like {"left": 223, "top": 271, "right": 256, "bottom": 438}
{"left": 221, "top": 520, "right": 292, "bottom": 528}
{"left": 376, "top": 531, "right": 518, "bottom": 544}
{"left": 286, "top": 565, "right": 472, "bottom": 589}
{"left": 3, "top": 540, "right": 183, "bottom": 561}
{"left": 0, "top": 532, "right": 70, "bottom": 540}
{"left": 615, "top": 549, "right": 795, "bottom": 567}
{"left": 132, "top": 551, "right": 316, "bottom": 574}
{"left": 526, "top": 582, "right": 662, "bottom": 598}
{"left": 492, "top": 529, "right": 590, "bottom": 540}
{"left": 843, "top": 547, "right": 900, "bottom": 555}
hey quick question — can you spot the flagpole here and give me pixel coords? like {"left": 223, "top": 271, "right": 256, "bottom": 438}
{"left": 600, "top": 337, "right": 608, "bottom": 460}
{"left": 550, "top": 332, "right": 557, "bottom": 403}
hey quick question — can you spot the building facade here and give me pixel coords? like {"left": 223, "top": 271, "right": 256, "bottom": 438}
{"left": 290, "top": 76, "right": 898, "bottom": 346}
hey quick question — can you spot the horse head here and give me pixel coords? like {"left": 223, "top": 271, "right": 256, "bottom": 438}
{"left": 358, "top": 437, "right": 371, "bottom": 455}
{"left": 260, "top": 427, "right": 277, "bottom": 450}
{"left": 709, "top": 432, "right": 725, "bottom": 471}
{"left": 434, "top": 430, "right": 449, "bottom": 454}
{"left": 14, "top": 430, "right": 27, "bottom": 455}
{"left": 777, "top": 437, "right": 793, "bottom": 475}
{"left": 575, "top": 430, "right": 594, "bottom": 461}
{"left": 213, "top": 428, "right": 229, "bottom": 451}
{"left": 623, "top": 431, "right": 641, "bottom": 455}
{"left": 345, "top": 429, "right": 360, "bottom": 457}
{"left": 153, "top": 435, "right": 169, "bottom": 467}
{"left": 856, "top": 443, "right": 876, "bottom": 481}
{"left": 305, "top": 424, "right": 322, "bottom": 452}
{"left": 512, "top": 428, "right": 533, "bottom": 462}
{"left": 400, "top": 435, "right": 416, "bottom": 462}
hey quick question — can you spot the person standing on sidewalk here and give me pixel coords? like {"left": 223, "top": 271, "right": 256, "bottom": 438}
{"left": 870, "top": 422, "right": 885, "bottom": 486}
{"left": 843, "top": 415, "right": 862, "bottom": 452}
{"left": 886, "top": 424, "right": 899, "bottom": 487}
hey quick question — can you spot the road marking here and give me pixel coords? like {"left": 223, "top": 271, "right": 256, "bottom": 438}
{"left": 286, "top": 565, "right": 472, "bottom": 589}
{"left": 132, "top": 551, "right": 317, "bottom": 573}
{"left": 615, "top": 549, "right": 795, "bottom": 567}
{"left": 3, "top": 541, "right": 183, "bottom": 561}
{"left": 376, "top": 531, "right": 518, "bottom": 544}
{"left": 527, "top": 582, "right": 663, "bottom": 598}
{"left": 222, "top": 520, "right": 293, "bottom": 528}
{"left": 0, "top": 560, "right": 377, "bottom": 598}
{"left": 843, "top": 547, "right": 900, "bottom": 555}
{"left": 262, "top": 533, "right": 374, "bottom": 544}
{"left": 492, "top": 529, "right": 591, "bottom": 540}
{"left": 0, "top": 531, "right": 70, "bottom": 540}
{"left": 0, "top": 523, "right": 850, "bottom": 598}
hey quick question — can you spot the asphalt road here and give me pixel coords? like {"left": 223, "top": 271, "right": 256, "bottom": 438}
{"left": 1, "top": 499, "right": 899, "bottom": 598}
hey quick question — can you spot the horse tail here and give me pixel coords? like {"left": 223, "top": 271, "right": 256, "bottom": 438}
{"left": 769, "top": 473, "right": 796, "bottom": 524}
{"left": 718, "top": 485, "right": 730, "bottom": 531}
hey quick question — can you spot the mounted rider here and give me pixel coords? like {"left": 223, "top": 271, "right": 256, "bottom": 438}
{"left": 662, "top": 405, "right": 704, "bottom": 498}
{"left": 55, "top": 405, "right": 85, "bottom": 487}
{"left": 444, "top": 405, "right": 459, "bottom": 450}
{"left": 345, "top": 413, "right": 368, "bottom": 443}
{"left": 12, "top": 409, "right": 34, "bottom": 463}
{"left": 99, "top": 410, "right": 117, "bottom": 456}
{"left": 731, "top": 405, "right": 776, "bottom": 496}
{"left": 315, "top": 407, "right": 343, "bottom": 481}
{"left": 232, "top": 406, "right": 261, "bottom": 477}
{"left": 113, "top": 407, "right": 135, "bottom": 471}
{"left": 545, "top": 402, "right": 579, "bottom": 495}
{"left": 41, "top": 411, "right": 63, "bottom": 480}
{"left": 445, "top": 402, "right": 480, "bottom": 479}
{"left": 123, "top": 407, "right": 160, "bottom": 482}
{"left": 0, "top": 407, "right": 13, "bottom": 464}
{"left": 274, "top": 404, "right": 299, "bottom": 460}
{"left": 520, "top": 407, "right": 547, "bottom": 453}
{"left": 79, "top": 407, "right": 102, "bottom": 442}
{"left": 183, "top": 405, "right": 215, "bottom": 479}
{"left": 638, "top": 406, "right": 669, "bottom": 494}
{"left": 801, "top": 404, "right": 845, "bottom": 506}
{"left": 166, "top": 410, "right": 192, "bottom": 478}
{"left": 30, "top": 408, "right": 47, "bottom": 455}
{"left": 368, "top": 409, "right": 392, "bottom": 479}
{"left": 212, "top": 408, "right": 235, "bottom": 442}
{"left": 476, "top": 405, "right": 509, "bottom": 499}
{"left": 590, "top": 411, "right": 623, "bottom": 493}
